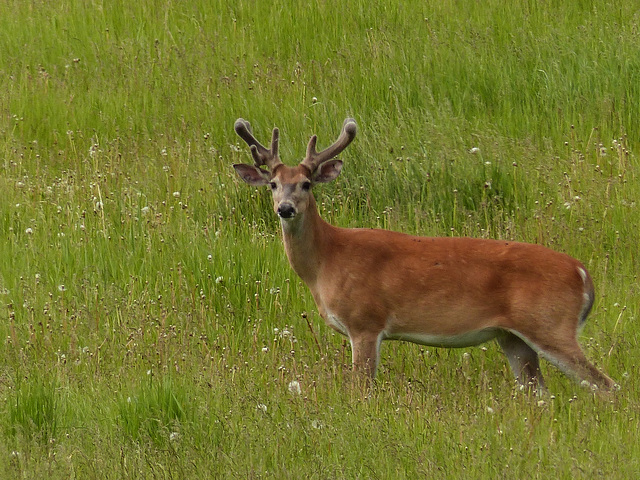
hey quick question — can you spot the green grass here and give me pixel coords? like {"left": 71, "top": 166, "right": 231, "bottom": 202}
{"left": 0, "top": 0, "right": 639, "bottom": 477}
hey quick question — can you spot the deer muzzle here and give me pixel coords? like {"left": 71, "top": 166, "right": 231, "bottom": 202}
{"left": 277, "top": 202, "right": 297, "bottom": 219}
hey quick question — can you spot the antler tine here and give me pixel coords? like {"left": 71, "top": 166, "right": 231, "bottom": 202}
{"left": 301, "top": 118, "right": 357, "bottom": 172}
{"left": 234, "top": 118, "right": 282, "bottom": 170}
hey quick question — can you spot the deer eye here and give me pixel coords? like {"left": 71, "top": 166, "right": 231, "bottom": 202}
{"left": 269, "top": 182, "right": 277, "bottom": 190}
{"left": 301, "top": 181, "right": 312, "bottom": 191}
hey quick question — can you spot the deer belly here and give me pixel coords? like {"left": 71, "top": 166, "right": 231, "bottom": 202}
{"left": 384, "top": 328, "right": 500, "bottom": 348}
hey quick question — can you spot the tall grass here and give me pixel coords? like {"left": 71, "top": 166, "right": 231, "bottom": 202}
{"left": 0, "top": 0, "right": 639, "bottom": 477}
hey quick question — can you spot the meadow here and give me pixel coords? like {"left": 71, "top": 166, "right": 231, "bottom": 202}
{"left": 0, "top": 0, "right": 639, "bottom": 477}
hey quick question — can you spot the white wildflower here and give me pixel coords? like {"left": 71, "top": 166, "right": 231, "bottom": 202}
{"left": 288, "top": 380, "right": 301, "bottom": 395}
{"left": 469, "top": 147, "right": 480, "bottom": 154}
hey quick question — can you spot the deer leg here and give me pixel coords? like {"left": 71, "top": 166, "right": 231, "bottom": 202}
{"left": 508, "top": 322, "right": 616, "bottom": 392}
{"left": 497, "top": 332, "right": 546, "bottom": 394}
{"left": 536, "top": 338, "right": 616, "bottom": 391}
{"left": 349, "top": 332, "right": 383, "bottom": 378}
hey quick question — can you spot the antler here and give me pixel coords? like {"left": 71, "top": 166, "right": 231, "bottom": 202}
{"left": 234, "top": 118, "right": 283, "bottom": 170}
{"left": 301, "top": 118, "right": 357, "bottom": 173}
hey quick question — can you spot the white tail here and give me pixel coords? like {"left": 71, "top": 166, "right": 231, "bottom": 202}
{"left": 233, "top": 118, "right": 615, "bottom": 393}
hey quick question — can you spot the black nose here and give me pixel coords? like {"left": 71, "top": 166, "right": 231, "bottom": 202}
{"left": 277, "top": 204, "right": 296, "bottom": 219}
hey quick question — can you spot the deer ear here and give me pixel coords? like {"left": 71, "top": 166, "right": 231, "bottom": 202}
{"left": 312, "top": 159, "right": 343, "bottom": 184}
{"left": 233, "top": 164, "right": 271, "bottom": 186}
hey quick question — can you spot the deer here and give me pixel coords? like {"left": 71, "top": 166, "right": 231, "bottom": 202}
{"left": 232, "top": 117, "right": 615, "bottom": 394}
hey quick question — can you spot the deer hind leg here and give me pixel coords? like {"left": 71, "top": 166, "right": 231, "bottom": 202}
{"left": 349, "top": 332, "right": 383, "bottom": 379}
{"left": 497, "top": 332, "right": 546, "bottom": 394}
{"left": 509, "top": 325, "right": 615, "bottom": 392}
{"left": 536, "top": 337, "right": 615, "bottom": 391}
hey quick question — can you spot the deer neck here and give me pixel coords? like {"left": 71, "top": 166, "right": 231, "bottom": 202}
{"left": 279, "top": 194, "right": 331, "bottom": 286}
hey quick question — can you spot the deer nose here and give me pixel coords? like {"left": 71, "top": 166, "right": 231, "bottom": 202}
{"left": 277, "top": 203, "right": 296, "bottom": 219}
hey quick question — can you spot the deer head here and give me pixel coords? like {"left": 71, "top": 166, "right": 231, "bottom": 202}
{"left": 233, "top": 118, "right": 357, "bottom": 221}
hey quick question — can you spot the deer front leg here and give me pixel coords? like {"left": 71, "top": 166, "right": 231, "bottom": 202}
{"left": 349, "top": 332, "right": 383, "bottom": 378}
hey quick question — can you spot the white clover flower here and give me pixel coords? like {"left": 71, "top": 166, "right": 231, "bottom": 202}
{"left": 58, "top": 284, "right": 66, "bottom": 292}
{"left": 141, "top": 206, "right": 150, "bottom": 216}
{"left": 25, "top": 227, "right": 33, "bottom": 235}
{"left": 215, "top": 276, "right": 224, "bottom": 284}
{"left": 288, "top": 380, "right": 301, "bottom": 395}
{"left": 173, "top": 191, "right": 180, "bottom": 198}
{"left": 469, "top": 147, "right": 480, "bottom": 154}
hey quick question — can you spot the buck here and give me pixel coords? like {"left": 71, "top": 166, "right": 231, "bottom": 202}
{"left": 232, "top": 117, "right": 615, "bottom": 393}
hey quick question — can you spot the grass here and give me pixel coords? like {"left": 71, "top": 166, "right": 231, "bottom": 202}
{"left": 0, "top": 0, "right": 639, "bottom": 477}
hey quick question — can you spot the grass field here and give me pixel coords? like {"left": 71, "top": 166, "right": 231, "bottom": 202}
{"left": 0, "top": 0, "right": 639, "bottom": 477}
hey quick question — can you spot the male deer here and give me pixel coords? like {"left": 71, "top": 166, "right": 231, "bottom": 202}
{"left": 233, "top": 117, "right": 615, "bottom": 393}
